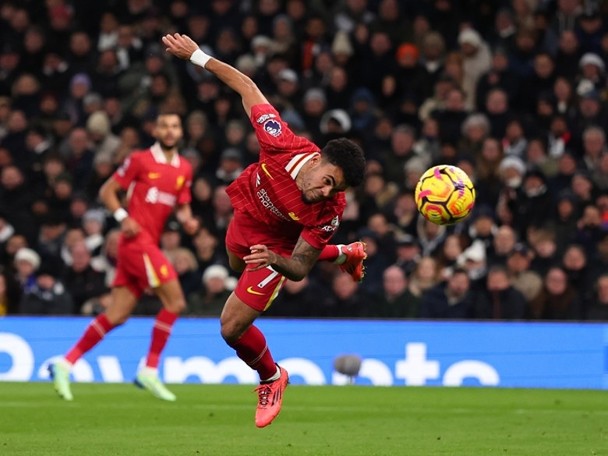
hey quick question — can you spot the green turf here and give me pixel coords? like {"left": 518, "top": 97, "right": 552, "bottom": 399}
{"left": 0, "top": 383, "right": 606, "bottom": 456}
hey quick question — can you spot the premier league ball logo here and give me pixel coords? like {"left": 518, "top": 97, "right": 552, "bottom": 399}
{"left": 263, "top": 119, "right": 282, "bottom": 137}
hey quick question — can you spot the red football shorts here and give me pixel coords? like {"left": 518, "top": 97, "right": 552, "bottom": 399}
{"left": 113, "top": 238, "right": 177, "bottom": 298}
{"left": 234, "top": 265, "right": 286, "bottom": 312}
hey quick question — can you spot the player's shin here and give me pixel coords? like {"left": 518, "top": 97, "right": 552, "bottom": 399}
{"left": 145, "top": 308, "right": 178, "bottom": 368}
{"left": 65, "top": 314, "right": 115, "bottom": 364}
{"left": 228, "top": 325, "right": 278, "bottom": 380}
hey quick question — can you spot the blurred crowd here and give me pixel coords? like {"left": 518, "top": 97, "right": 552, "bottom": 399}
{"left": 1, "top": 0, "right": 608, "bottom": 321}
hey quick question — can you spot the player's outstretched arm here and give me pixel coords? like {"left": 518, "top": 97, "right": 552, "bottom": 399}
{"left": 244, "top": 237, "right": 321, "bottom": 282}
{"left": 99, "top": 177, "right": 140, "bottom": 237}
{"left": 162, "top": 33, "right": 268, "bottom": 117}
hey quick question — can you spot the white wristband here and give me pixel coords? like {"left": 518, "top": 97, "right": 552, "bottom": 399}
{"left": 113, "top": 208, "right": 128, "bottom": 223}
{"left": 190, "top": 48, "right": 211, "bottom": 68}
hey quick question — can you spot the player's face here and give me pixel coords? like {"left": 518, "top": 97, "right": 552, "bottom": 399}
{"left": 154, "top": 114, "right": 183, "bottom": 150}
{"left": 300, "top": 160, "right": 347, "bottom": 204}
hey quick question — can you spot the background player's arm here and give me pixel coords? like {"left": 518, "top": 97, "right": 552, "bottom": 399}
{"left": 162, "top": 33, "right": 267, "bottom": 117}
{"left": 175, "top": 204, "right": 199, "bottom": 235}
{"left": 99, "top": 177, "right": 140, "bottom": 237}
{"left": 244, "top": 237, "right": 321, "bottom": 282}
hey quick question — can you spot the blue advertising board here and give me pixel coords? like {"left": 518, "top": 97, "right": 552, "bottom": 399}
{"left": 1, "top": 317, "right": 606, "bottom": 389}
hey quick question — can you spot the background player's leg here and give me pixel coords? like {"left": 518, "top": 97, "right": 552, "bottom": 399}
{"left": 65, "top": 286, "right": 138, "bottom": 363}
{"left": 50, "top": 287, "right": 138, "bottom": 400}
{"left": 133, "top": 279, "right": 185, "bottom": 401}
{"left": 146, "top": 279, "right": 185, "bottom": 369}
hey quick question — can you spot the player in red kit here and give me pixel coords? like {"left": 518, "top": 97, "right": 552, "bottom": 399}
{"left": 49, "top": 113, "right": 199, "bottom": 402}
{"left": 163, "top": 33, "right": 367, "bottom": 427}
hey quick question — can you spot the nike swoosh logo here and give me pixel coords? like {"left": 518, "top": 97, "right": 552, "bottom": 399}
{"left": 148, "top": 172, "right": 161, "bottom": 179}
{"left": 261, "top": 163, "right": 273, "bottom": 179}
{"left": 246, "top": 286, "right": 264, "bottom": 296}
{"left": 288, "top": 212, "right": 299, "bottom": 221}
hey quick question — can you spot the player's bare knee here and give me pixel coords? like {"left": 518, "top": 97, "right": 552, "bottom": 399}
{"left": 220, "top": 319, "right": 242, "bottom": 345}
{"left": 165, "top": 297, "right": 186, "bottom": 314}
{"left": 107, "top": 312, "right": 130, "bottom": 326}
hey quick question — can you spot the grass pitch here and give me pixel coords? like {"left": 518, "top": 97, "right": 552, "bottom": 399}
{"left": 0, "top": 383, "right": 606, "bottom": 456}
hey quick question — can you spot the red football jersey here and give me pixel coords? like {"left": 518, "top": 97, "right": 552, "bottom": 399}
{"left": 113, "top": 143, "right": 193, "bottom": 245}
{"left": 226, "top": 104, "right": 345, "bottom": 252}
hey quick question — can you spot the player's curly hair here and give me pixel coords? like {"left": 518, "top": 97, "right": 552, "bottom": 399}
{"left": 321, "top": 138, "right": 366, "bottom": 188}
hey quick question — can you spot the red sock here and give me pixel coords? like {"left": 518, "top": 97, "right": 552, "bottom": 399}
{"left": 229, "top": 325, "right": 277, "bottom": 380}
{"left": 145, "top": 309, "right": 178, "bottom": 369}
{"left": 65, "top": 314, "right": 114, "bottom": 364}
{"left": 318, "top": 244, "right": 340, "bottom": 261}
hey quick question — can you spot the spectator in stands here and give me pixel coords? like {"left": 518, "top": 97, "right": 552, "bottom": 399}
{"left": 416, "top": 217, "right": 447, "bottom": 257}
{"left": 487, "top": 224, "right": 517, "bottom": 267}
{"left": 511, "top": 169, "right": 555, "bottom": 239}
{"left": 561, "top": 243, "right": 595, "bottom": 304}
{"left": 554, "top": 31, "right": 581, "bottom": 81}
{"left": 91, "top": 228, "right": 120, "bottom": 288}
{"left": 408, "top": 255, "right": 440, "bottom": 299}
{"left": 483, "top": 87, "right": 514, "bottom": 139}
{"left": 457, "top": 239, "right": 488, "bottom": 290}
{"left": 359, "top": 173, "right": 399, "bottom": 221}
{"left": 419, "top": 268, "right": 475, "bottom": 319}
{"left": 474, "top": 137, "right": 505, "bottom": 208}
{"left": 467, "top": 206, "right": 498, "bottom": 252}
{"left": 160, "top": 219, "right": 182, "bottom": 259}
{"left": 573, "top": 203, "right": 605, "bottom": 255}
{"left": 589, "top": 232, "right": 608, "bottom": 284}
{"left": 586, "top": 273, "right": 608, "bottom": 320}
{"left": 580, "top": 126, "right": 606, "bottom": 172}
{"left": 394, "top": 233, "right": 421, "bottom": 277}
{"left": 215, "top": 147, "right": 244, "bottom": 185}
{"left": 528, "top": 227, "right": 560, "bottom": 276}
{"left": 474, "top": 265, "right": 527, "bottom": 320}
{"left": 59, "top": 226, "right": 86, "bottom": 267}
{"left": 14, "top": 247, "right": 40, "bottom": 295}
{"left": 319, "top": 272, "right": 370, "bottom": 318}
{"left": 63, "top": 241, "right": 107, "bottom": 314}
{"left": 475, "top": 46, "right": 520, "bottom": 114}
{"left": 431, "top": 87, "right": 469, "bottom": 145}
{"left": 19, "top": 259, "right": 73, "bottom": 315}
{"left": 187, "top": 264, "right": 234, "bottom": 317}
{"left": 82, "top": 208, "right": 106, "bottom": 256}
{"left": 525, "top": 137, "right": 558, "bottom": 179}
{"left": 506, "top": 243, "right": 543, "bottom": 307}
{"left": 530, "top": 266, "right": 582, "bottom": 320}
{"left": 435, "top": 233, "right": 465, "bottom": 280}
{"left": 167, "top": 247, "right": 201, "bottom": 299}
{"left": 86, "top": 111, "right": 121, "bottom": 167}
{"left": 355, "top": 228, "right": 391, "bottom": 297}
{"left": 549, "top": 152, "right": 579, "bottom": 197}
{"left": 372, "top": 265, "right": 419, "bottom": 319}
{"left": 191, "top": 226, "right": 227, "bottom": 272}
{"left": 458, "top": 28, "right": 492, "bottom": 109}
{"left": 0, "top": 165, "right": 37, "bottom": 242}
{"left": 459, "top": 113, "right": 491, "bottom": 161}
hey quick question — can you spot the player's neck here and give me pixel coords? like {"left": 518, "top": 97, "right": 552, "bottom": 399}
{"left": 160, "top": 147, "right": 177, "bottom": 161}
